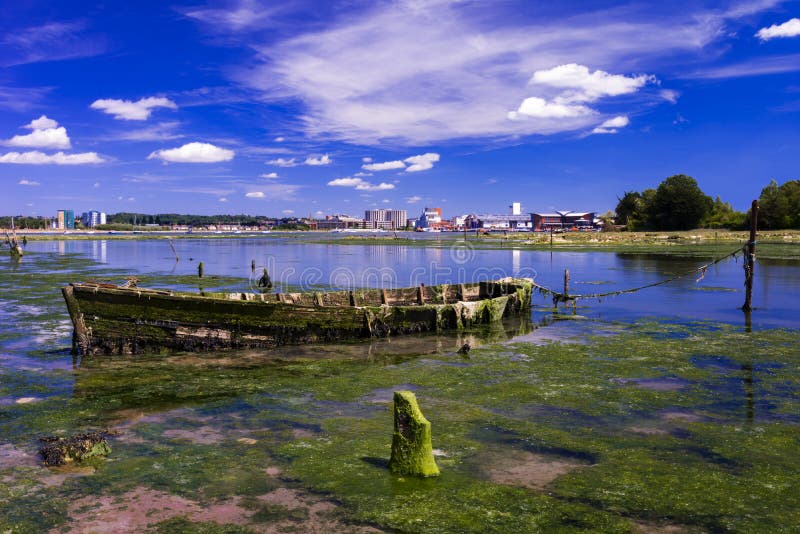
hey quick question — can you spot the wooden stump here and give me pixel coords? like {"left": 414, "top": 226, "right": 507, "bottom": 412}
{"left": 388, "top": 391, "right": 439, "bottom": 477}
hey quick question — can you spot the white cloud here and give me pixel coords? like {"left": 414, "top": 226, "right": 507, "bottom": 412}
{"left": 529, "top": 64, "right": 655, "bottom": 102}
{"left": 0, "top": 150, "right": 104, "bottom": 164}
{"left": 757, "top": 18, "right": 800, "bottom": 40}
{"left": 363, "top": 160, "right": 406, "bottom": 171}
{"left": 508, "top": 97, "right": 593, "bottom": 119}
{"left": 91, "top": 96, "right": 177, "bottom": 120}
{"left": 404, "top": 152, "right": 440, "bottom": 172}
{"left": 18, "top": 179, "right": 39, "bottom": 186}
{"left": 261, "top": 172, "right": 279, "bottom": 178}
{"left": 274, "top": 136, "right": 285, "bottom": 142}
{"left": 659, "top": 89, "right": 680, "bottom": 103}
{"left": 282, "top": 209, "right": 295, "bottom": 215}
{"left": 6, "top": 126, "right": 71, "bottom": 149}
{"left": 362, "top": 157, "right": 373, "bottom": 163}
{"left": 148, "top": 142, "right": 234, "bottom": 163}
{"left": 591, "top": 115, "right": 630, "bottom": 134}
{"left": 219, "top": 1, "right": 728, "bottom": 143}
{"left": 219, "top": 197, "right": 228, "bottom": 202}
{"left": 305, "top": 154, "right": 332, "bottom": 165}
{"left": 25, "top": 115, "right": 58, "bottom": 129}
{"left": 268, "top": 157, "right": 298, "bottom": 167}
{"left": 328, "top": 177, "right": 395, "bottom": 190}
{"left": 246, "top": 191, "right": 265, "bottom": 198}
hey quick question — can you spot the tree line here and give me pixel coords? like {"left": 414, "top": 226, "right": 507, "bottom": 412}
{"left": 614, "top": 175, "right": 800, "bottom": 231}
{"left": 106, "top": 213, "right": 273, "bottom": 227}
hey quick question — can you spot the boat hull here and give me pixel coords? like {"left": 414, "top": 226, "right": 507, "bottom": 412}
{"left": 62, "top": 279, "right": 533, "bottom": 355}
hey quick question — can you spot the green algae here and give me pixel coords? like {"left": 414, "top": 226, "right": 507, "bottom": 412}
{"left": 2, "top": 247, "right": 800, "bottom": 532}
{"left": 388, "top": 391, "right": 440, "bottom": 477}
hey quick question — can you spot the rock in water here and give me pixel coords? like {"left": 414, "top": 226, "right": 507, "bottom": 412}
{"left": 39, "top": 431, "right": 112, "bottom": 466}
{"left": 457, "top": 342, "right": 471, "bottom": 355}
{"left": 388, "top": 391, "right": 439, "bottom": 477}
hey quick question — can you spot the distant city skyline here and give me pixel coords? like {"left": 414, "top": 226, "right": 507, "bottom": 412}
{"left": 2, "top": 1, "right": 799, "bottom": 217}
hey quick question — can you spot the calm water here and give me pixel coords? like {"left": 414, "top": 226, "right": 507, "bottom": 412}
{"left": 21, "top": 235, "right": 800, "bottom": 329}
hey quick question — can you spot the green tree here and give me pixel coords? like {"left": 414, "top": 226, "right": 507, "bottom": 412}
{"left": 648, "top": 174, "right": 712, "bottom": 231}
{"left": 614, "top": 191, "right": 642, "bottom": 229}
{"left": 703, "top": 196, "right": 746, "bottom": 229}
{"left": 759, "top": 179, "right": 800, "bottom": 229}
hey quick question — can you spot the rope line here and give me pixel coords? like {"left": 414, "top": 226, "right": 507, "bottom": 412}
{"left": 532, "top": 245, "right": 746, "bottom": 304}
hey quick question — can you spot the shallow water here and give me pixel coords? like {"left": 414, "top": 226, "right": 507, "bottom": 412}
{"left": 1, "top": 237, "right": 799, "bottom": 533}
{"left": 22, "top": 235, "right": 800, "bottom": 328}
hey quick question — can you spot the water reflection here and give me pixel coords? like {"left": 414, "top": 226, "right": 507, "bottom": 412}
{"left": 18, "top": 237, "right": 800, "bottom": 328}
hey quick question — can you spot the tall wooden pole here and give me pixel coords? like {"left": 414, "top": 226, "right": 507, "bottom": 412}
{"left": 742, "top": 199, "right": 758, "bottom": 312}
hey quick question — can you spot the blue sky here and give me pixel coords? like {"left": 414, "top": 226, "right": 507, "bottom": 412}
{"left": 1, "top": 0, "right": 799, "bottom": 219}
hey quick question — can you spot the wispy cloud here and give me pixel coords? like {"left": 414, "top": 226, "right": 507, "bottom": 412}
{"left": 267, "top": 157, "right": 298, "bottom": 167}
{"left": 206, "top": 1, "right": 753, "bottom": 144}
{"left": 685, "top": 54, "right": 800, "bottom": 79}
{"left": 18, "top": 179, "right": 40, "bottom": 186}
{"left": 0, "top": 151, "right": 104, "bottom": 165}
{"left": 110, "top": 122, "right": 184, "bottom": 142}
{"left": 183, "top": 0, "right": 285, "bottom": 32}
{"left": 328, "top": 177, "right": 395, "bottom": 191}
{"left": 91, "top": 97, "right": 177, "bottom": 120}
{"left": 592, "top": 115, "right": 630, "bottom": 134}
{"left": 244, "top": 183, "right": 301, "bottom": 200}
{"left": 363, "top": 160, "right": 406, "bottom": 171}
{"left": 1, "top": 21, "right": 107, "bottom": 67}
{"left": 0, "top": 86, "right": 52, "bottom": 112}
{"left": 305, "top": 154, "right": 332, "bottom": 165}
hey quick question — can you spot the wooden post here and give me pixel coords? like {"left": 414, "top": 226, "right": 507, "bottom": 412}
{"left": 563, "top": 269, "right": 569, "bottom": 303}
{"left": 550, "top": 227, "right": 554, "bottom": 248}
{"left": 168, "top": 239, "right": 179, "bottom": 262}
{"left": 742, "top": 200, "right": 758, "bottom": 312}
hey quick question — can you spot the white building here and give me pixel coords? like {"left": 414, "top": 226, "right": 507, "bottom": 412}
{"left": 364, "top": 209, "right": 408, "bottom": 230}
{"left": 81, "top": 211, "right": 106, "bottom": 227}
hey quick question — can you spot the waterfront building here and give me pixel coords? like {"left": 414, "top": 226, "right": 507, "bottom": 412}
{"left": 531, "top": 211, "right": 596, "bottom": 231}
{"left": 416, "top": 207, "right": 443, "bottom": 229}
{"left": 81, "top": 211, "right": 107, "bottom": 227}
{"left": 56, "top": 210, "right": 75, "bottom": 230}
{"left": 318, "top": 215, "right": 365, "bottom": 230}
{"left": 364, "top": 209, "right": 408, "bottom": 230}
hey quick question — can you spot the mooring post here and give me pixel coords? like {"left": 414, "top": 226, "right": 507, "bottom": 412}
{"left": 742, "top": 199, "right": 758, "bottom": 312}
{"left": 563, "top": 269, "right": 570, "bottom": 305}
{"left": 198, "top": 261, "right": 204, "bottom": 278}
{"left": 550, "top": 227, "right": 554, "bottom": 248}
{"left": 388, "top": 391, "right": 439, "bottom": 477}
{"left": 251, "top": 259, "right": 255, "bottom": 274}
{"left": 168, "top": 239, "right": 179, "bottom": 262}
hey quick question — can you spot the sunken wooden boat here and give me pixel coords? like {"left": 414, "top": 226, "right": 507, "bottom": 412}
{"left": 62, "top": 278, "right": 534, "bottom": 355}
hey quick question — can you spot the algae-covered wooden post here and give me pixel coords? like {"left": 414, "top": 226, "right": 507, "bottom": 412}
{"left": 198, "top": 261, "right": 204, "bottom": 278}
{"left": 388, "top": 391, "right": 439, "bottom": 477}
{"left": 742, "top": 199, "right": 758, "bottom": 312}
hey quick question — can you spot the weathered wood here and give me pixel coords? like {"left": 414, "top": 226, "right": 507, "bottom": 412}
{"left": 388, "top": 391, "right": 439, "bottom": 477}
{"left": 63, "top": 278, "right": 534, "bottom": 355}
{"left": 742, "top": 199, "right": 758, "bottom": 312}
